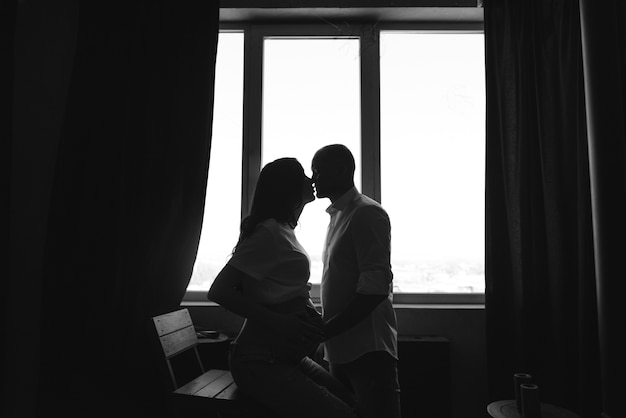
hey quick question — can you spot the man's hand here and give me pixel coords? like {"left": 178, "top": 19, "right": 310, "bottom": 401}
{"left": 323, "top": 293, "right": 387, "bottom": 340}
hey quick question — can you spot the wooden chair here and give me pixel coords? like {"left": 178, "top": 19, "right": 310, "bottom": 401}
{"left": 153, "top": 308, "right": 271, "bottom": 417}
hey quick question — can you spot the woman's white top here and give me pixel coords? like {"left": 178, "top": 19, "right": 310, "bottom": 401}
{"left": 228, "top": 218, "right": 311, "bottom": 305}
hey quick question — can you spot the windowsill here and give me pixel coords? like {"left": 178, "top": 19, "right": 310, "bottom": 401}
{"left": 392, "top": 303, "right": 484, "bottom": 309}
{"left": 183, "top": 291, "right": 485, "bottom": 310}
{"left": 185, "top": 288, "right": 484, "bottom": 302}
{"left": 182, "top": 300, "right": 484, "bottom": 310}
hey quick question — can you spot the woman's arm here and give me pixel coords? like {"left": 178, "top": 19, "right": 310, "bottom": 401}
{"left": 207, "top": 264, "right": 323, "bottom": 342}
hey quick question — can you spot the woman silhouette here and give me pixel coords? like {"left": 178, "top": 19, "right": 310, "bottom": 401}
{"left": 208, "top": 158, "right": 356, "bottom": 418}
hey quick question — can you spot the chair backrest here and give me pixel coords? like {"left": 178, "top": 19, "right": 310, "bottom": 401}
{"left": 153, "top": 308, "right": 205, "bottom": 388}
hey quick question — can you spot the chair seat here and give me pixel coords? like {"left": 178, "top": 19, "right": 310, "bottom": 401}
{"left": 170, "top": 369, "right": 266, "bottom": 415}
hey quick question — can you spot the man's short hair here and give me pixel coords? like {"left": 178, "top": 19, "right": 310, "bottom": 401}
{"left": 314, "top": 144, "right": 356, "bottom": 174}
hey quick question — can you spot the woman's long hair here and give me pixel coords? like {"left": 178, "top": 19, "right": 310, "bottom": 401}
{"left": 236, "top": 158, "right": 307, "bottom": 248}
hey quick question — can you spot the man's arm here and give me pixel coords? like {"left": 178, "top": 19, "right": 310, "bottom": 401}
{"left": 324, "top": 205, "right": 393, "bottom": 340}
{"left": 323, "top": 293, "right": 387, "bottom": 340}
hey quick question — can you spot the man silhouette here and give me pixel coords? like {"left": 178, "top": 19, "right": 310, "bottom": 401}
{"left": 312, "top": 144, "right": 400, "bottom": 418}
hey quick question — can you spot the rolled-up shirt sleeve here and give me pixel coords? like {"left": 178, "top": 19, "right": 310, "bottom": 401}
{"left": 351, "top": 206, "right": 393, "bottom": 295}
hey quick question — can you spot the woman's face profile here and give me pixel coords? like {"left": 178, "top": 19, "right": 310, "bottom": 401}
{"left": 301, "top": 174, "right": 315, "bottom": 206}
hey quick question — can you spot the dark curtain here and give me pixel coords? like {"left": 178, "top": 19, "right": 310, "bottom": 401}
{"left": 579, "top": 2, "right": 626, "bottom": 418}
{"left": 484, "top": 1, "right": 602, "bottom": 417}
{"left": 2, "top": 1, "right": 15, "bottom": 318}
{"left": 34, "top": 2, "right": 219, "bottom": 417}
{"left": 1, "top": 0, "right": 16, "bottom": 412}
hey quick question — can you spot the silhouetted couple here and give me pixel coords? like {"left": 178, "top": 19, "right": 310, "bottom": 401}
{"left": 208, "top": 145, "right": 400, "bottom": 418}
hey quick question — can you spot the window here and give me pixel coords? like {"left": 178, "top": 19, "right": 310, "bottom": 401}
{"left": 187, "top": 21, "right": 485, "bottom": 302}
{"left": 380, "top": 32, "right": 485, "bottom": 293}
{"left": 262, "top": 37, "right": 362, "bottom": 285}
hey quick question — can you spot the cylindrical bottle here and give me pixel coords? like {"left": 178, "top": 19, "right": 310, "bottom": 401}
{"left": 513, "top": 373, "right": 533, "bottom": 412}
{"left": 521, "top": 383, "right": 541, "bottom": 418}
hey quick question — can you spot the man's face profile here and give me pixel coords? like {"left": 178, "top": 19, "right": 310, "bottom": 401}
{"left": 311, "top": 156, "right": 336, "bottom": 200}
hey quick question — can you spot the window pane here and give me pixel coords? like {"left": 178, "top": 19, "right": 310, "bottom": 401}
{"left": 262, "top": 37, "right": 361, "bottom": 284}
{"left": 380, "top": 32, "right": 485, "bottom": 293}
{"left": 188, "top": 32, "right": 244, "bottom": 291}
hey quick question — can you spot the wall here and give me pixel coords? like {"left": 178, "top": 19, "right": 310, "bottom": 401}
{"left": 186, "top": 303, "right": 489, "bottom": 418}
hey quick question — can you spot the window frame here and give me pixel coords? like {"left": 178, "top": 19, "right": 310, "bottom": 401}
{"left": 185, "top": 18, "right": 485, "bottom": 305}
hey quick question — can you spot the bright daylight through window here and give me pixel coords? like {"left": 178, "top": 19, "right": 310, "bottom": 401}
{"left": 188, "top": 28, "right": 485, "bottom": 295}
{"left": 262, "top": 37, "right": 361, "bottom": 287}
